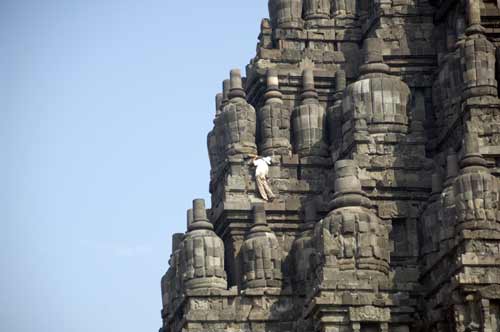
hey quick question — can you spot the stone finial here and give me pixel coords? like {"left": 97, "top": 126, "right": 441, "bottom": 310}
{"left": 215, "top": 93, "right": 223, "bottom": 116}
{"left": 459, "top": 12, "right": 496, "bottom": 98}
{"left": 188, "top": 199, "right": 214, "bottom": 231}
{"left": 293, "top": 68, "right": 328, "bottom": 157}
{"left": 330, "top": 160, "right": 371, "bottom": 209}
{"left": 241, "top": 203, "right": 282, "bottom": 289}
{"left": 222, "top": 79, "right": 230, "bottom": 106}
{"left": 193, "top": 199, "right": 207, "bottom": 220}
{"left": 220, "top": 69, "right": 257, "bottom": 157}
{"left": 264, "top": 69, "right": 283, "bottom": 104}
{"left": 301, "top": 68, "right": 319, "bottom": 102}
{"left": 303, "top": 68, "right": 315, "bottom": 90}
{"left": 181, "top": 199, "right": 227, "bottom": 291}
{"left": 186, "top": 208, "right": 194, "bottom": 229}
{"left": 334, "top": 159, "right": 361, "bottom": 192}
{"left": 230, "top": 69, "right": 243, "bottom": 90}
{"left": 363, "top": 38, "right": 384, "bottom": 64}
{"left": 228, "top": 69, "right": 246, "bottom": 100}
{"left": 460, "top": 132, "right": 487, "bottom": 169}
{"left": 465, "top": 0, "right": 485, "bottom": 35}
{"left": 316, "top": 159, "right": 390, "bottom": 284}
{"left": 258, "top": 68, "right": 291, "bottom": 156}
{"left": 343, "top": 36, "right": 410, "bottom": 137}
{"left": 360, "top": 38, "right": 390, "bottom": 75}
{"left": 249, "top": 203, "right": 272, "bottom": 234}
{"left": 172, "top": 233, "right": 184, "bottom": 253}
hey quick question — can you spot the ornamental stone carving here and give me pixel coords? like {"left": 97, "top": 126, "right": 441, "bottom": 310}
{"left": 292, "top": 69, "right": 328, "bottom": 157}
{"left": 241, "top": 203, "right": 282, "bottom": 289}
{"left": 180, "top": 199, "right": 227, "bottom": 290}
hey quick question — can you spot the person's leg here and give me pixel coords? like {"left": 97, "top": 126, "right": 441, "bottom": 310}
{"left": 256, "top": 175, "right": 269, "bottom": 201}
{"left": 262, "top": 177, "right": 275, "bottom": 199}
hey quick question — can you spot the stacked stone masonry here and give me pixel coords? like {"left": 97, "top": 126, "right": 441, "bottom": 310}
{"left": 160, "top": 0, "right": 500, "bottom": 331}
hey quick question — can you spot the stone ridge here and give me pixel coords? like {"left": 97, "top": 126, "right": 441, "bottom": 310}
{"left": 160, "top": 1, "right": 500, "bottom": 332}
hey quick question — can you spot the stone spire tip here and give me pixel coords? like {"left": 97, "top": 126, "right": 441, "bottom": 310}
{"left": 303, "top": 68, "right": 314, "bottom": 88}
{"left": 301, "top": 68, "right": 318, "bottom": 101}
{"left": 363, "top": 38, "right": 383, "bottom": 63}
{"left": 250, "top": 203, "right": 270, "bottom": 233}
{"left": 186, "top": 208, "right": 194, "bottom": 229}
{"left": 264, "top": 68, "right": 283, "bottom": 104}
{"left": 460, "top": 132, "right": 487, "bottom": 169}
{"left": 330, "top": 159, "right": 371, "bottom": 209}
{"left": 230, "top": 69, "right": 242, "bottom": 88}
{"left": 229, "top": 69, "right": 246, "bottom": 99}
{"left": 188, "top": 199, "right": 213, "bottom": 231}
{"left": 193, "top": 199, "right": 206, "bottom": 220}
{"left": 360, "top": 38, "right": 390, "bottom": 75}
{"left": 222, "top": 79, "right": 230, "bottom": 103}
{"left": 215, "top": 93, "right": 223, "bottom": 113}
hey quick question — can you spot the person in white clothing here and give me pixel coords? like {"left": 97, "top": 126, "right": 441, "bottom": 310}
{"left": 251, "top": 155, "right": 275, "bottom": 201}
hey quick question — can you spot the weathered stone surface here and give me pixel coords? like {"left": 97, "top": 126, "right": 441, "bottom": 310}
{"left": 160, "top": 1, "right": 500, "bottom": 332}
{"left": 220, "top": 70, "right": 257, "bottom": 157}
{"left": 454, "top": 133, "right": 499, "bottom": 226}
{"left": 257, "top": 69, "right": 292, "bottom": 156}
{"left": 342, "top": 38, "right": 410, "bottom": 143}
{"left": 179, "top": 199, "right": 227, "bottom": 291}
{"left": 292, "top": 69, "right": 329, "bottom": 157}
{"left": 241, "top": 203, "right": 283, "bottom": 289}
{"left": 314, "top": 160, "right": 391, "bottom": 285}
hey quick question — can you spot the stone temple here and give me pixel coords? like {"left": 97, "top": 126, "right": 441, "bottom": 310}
{"left": 159, "top": 1, "right": 500, "bottom": 331}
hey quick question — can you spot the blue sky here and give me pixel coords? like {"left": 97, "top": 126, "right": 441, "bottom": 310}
{"left": 1, "top": 1, "right": 267, "bottom": 331}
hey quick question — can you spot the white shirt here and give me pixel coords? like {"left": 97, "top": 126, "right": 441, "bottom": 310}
{"left": 253, "top": 158, "right": 271, "bottom": 177}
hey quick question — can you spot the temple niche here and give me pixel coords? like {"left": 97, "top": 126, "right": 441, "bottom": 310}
{"left": 160, "top": 0, "right": 500, "bottom": 331}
